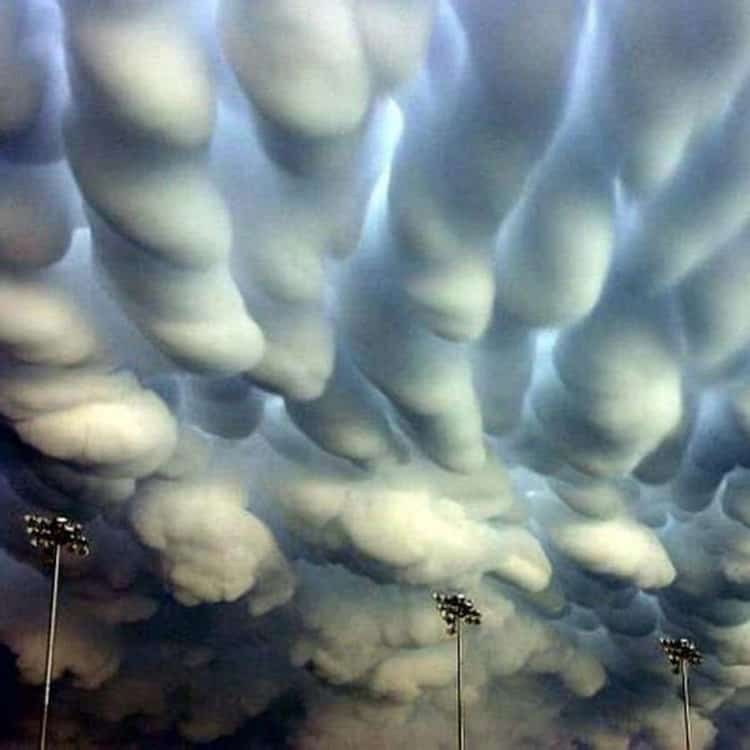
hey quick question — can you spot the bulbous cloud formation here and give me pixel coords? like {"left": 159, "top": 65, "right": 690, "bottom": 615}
{"left": 62, "top": 0, "right": 266, "bottom": 375}
{"left": 130, "top": 437, "right": 296, "bottom": 613}
{"left": 0, "top": 548, "right": 121, "bottom": 689}
{"left": 5, "top": 0, "right": 750, "bottom": 748}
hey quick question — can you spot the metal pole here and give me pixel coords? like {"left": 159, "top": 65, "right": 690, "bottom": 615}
{"left": 456, "top": 616, "right": 464, "bottom": 750}
{"left": 433, "top": 592, "right": 480, "bottom": 750}
{"left": 39, "top": 543, "right": 61, "bottom": 750}
{"left": 24, "top": 515, "right": 89, "bottom": 750}
{"left": 681, "top": 660, "right": 692, "bottom": 750}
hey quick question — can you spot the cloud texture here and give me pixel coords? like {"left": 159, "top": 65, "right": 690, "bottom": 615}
{"left": 3, "top": 0, "right": 750, "bottom": 748}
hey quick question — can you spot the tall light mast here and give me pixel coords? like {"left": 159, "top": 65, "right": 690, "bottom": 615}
{"left": 433, "top": 592, "right": 482, "bottom": 750}
{"left": 24, "top": 514, "right": 90, "bottom": 750}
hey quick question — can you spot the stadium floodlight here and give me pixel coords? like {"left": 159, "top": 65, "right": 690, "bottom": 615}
{"left": 25, "top": 515, "right": 89, "bottom": 750}
{"left": 659, "top": 636, "right": 703, "bottom": 750}
{"left": 433, "top": 592, "right": 481, "bottom": 750}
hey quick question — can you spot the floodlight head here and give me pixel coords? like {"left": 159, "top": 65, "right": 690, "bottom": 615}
{"left": 432, "top": 591, "right": 482, "bottom": 635}
{"left": 659, "top": 635, "right": 702, "bottom": 674}
{"left": 24, "top": 514, "right": 90, "bottom": 560}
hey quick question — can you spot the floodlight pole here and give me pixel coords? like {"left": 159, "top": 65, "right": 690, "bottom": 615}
{"left": 659, "top": 636, "right": 702, "bottom": 750}
{"left": 40, "top": 542, "right": 61, "bottom": 750}
{"left": 433, "top": 592, "right": 481, "bottom": 750}
{"left": 681, "top": 660, "right": 692, "bottom": 750}
{"left": 24, "top": 515, "right": 90, "bottom": 750}
{"left": 456, "top": 616, "right": 464, "bottom": 750}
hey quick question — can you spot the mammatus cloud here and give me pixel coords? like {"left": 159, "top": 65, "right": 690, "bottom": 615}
{"left": 3, "top": 0, "right": 750, "bottom": 748}
{"left": 130, "top": 441, "right": 296, "bottom": 613}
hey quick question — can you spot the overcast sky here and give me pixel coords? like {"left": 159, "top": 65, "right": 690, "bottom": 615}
{"left": 3, "top": 0, "right": 750, "bottom": 748}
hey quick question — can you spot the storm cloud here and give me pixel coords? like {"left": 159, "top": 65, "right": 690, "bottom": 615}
{"left": 2, "top": 1, "right": 750, "bottom": 748}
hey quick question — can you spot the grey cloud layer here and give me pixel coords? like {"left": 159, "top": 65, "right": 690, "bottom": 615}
{"left": 3, "top": 1, "right": 750, "bottom": 748}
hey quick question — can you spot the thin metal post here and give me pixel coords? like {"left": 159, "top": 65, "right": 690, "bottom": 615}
{"left": 39, "top": 543, "right": 61, "bottom": 750}
{"left": 456, "top": 616, "right": 464, "bottom": 750}
{"left": 433, "top": 592, "right": 480, "bottom": 750}
{"left": 25, "top": 515, "right": 88, "bottom": 750}
{"left": 658, "top": 635, "right": 702, "bottom": 750}
{"left": 681, "top": 660, "right": 692, "bottom": 750}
